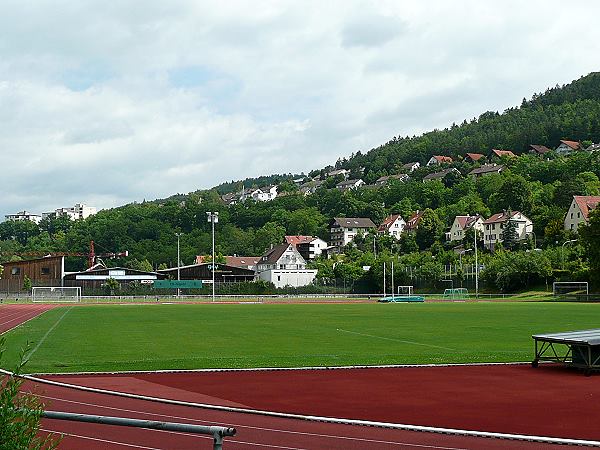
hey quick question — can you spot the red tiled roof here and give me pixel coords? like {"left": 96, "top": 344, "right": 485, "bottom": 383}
{"left": 560, "top": 140, "right": 582, "bottom": 150}
{"left": 454, "top": 215, "right": 482, "bottom": 230}
{"left": 573, "top": 196, "right": 600, "bottom": 221}
{"left": 432, "top": 155, "right": 453, "bottom": 163}
{"left": 378, "top": 214, "right": 403, "bottom": 232}
{"left": 491, "top": 149, "right": 516, "bottom": 158}
{"left": 285, "top": 235, "right": 315, "bottom": 246}
{"left": 405, "top": 211, "right": 424, "bottom": 231}
{"left": 483, "top": 210, "right": 523, "bottom": 224}
{"left": 195, "top": 255, "right": 260, "bottom": 268}
{"left": 529, "top": 144, "right": 551, "bottom": 154}
{"left": 466, "top": 153, "right": 485, "bottom": 161}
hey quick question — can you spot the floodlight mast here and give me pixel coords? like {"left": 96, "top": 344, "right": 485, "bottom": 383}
{"left": 206, "top": 212, "right": 219, "bottom": 302}
{"left": 175, "top": 233, "right": 183, "bottom": 298}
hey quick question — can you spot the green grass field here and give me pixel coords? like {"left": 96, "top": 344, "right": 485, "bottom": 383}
{"left": 2, "top": 302, "right": 600, "bottom": 374}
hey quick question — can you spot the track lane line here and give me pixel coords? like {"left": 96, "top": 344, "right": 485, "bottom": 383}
{"left": 23, "top": 306, "right": 72, "bottom": 363}
{"left": 37, "top": 394, "right": 469, "bottom": 449}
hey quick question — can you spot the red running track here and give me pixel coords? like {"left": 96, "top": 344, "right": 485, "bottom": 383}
{"left": 27, "top": 376, "right": 577, "bottom": 450}
{"left": 32, "top": 364, "right": 600, "bottom": 449}
{"left": 0, "top": 303, "right": 56, "bottom": 334}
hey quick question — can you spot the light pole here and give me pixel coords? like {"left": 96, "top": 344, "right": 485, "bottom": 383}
{"left": 562, "top": 239, "right": 578, "bottom": 270}
{"left": 206, "top": 212, "right": 219, "bottom": 302}
{"left": 459, "top": 248, "right": 473, "bottom": 269}
{"left": 175, "top": 232, "right": 183, "bottom": 298}
{"left": 474, "top": 229, "right": 479, "bottom": 298}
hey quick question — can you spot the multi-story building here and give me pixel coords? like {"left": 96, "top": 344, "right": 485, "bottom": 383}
{"left": 329, "top": 217, "right": 376, "bottom": 250}
{"left": 42, "top": 203, "right": 97, "bottom": 221}
{"left": 483, "top": 211, "right": 532, "bottom": 250}
{"left": 255, "top": 243, "right": 317, "bottom": 288}
{"left": 4, "top": 211, "right": 42, "bottom": 224}
{"left": 285, "top": 236, "right": 328, "bottom": 260}
{"left": 378, "top": 214, "right": 406, "bottom": 239}
{"left": 446, "top": 215, "right": 484, "bottom": 242}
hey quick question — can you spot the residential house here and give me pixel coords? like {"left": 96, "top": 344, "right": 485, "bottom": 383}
{"left": 423, "top": 168, "right": 460, "bottom": 182}
{"left": 490, "top": 149, "right": 516, "bottom": 159}
{"left": 326, "top": 168, "right": 350, "bottom": 179}
{"left": 529, "top": 144, "right": 551, "bottom": 155}
{"left": 483, "top": 211, "right": 533, "bottom": 250}
{"left": 465, "top": 153, "right": 485, "bottom": 163}
{"left": 299, "top": 179, "right": 324, "bottom": 195}
{"left": 220, "top": 192, "right": 238, "bottom": 206}
{"left": 446, "top": 215, "right": 484, "bottom": 242}
{"left": 564, "top": 195, "right": 600, "bottom": 232}
{"left": 586, "top": 143, "right": 600, "bottom": 152}
{"left": 285, "top": 235, "right": 328, "bottom": 260}
{"left": 555, "top": 140, "right": 582, "bottom": 155}
{"left": 4, "top": 210, "right": 42, "bottom": 224}
{"left": 255, "top": 243, "right": 317, "bottom": 288}
{"left": 239, "top": 185, "right": 278, "bottom": 202}
{"left": 405, "top": 210, "right": 425, "bottom": 232}
{"left": 329, "top": 217, "right": 376, "bottom": 249}
{"left": 468, "top": 164, "right": 505, "bottom": 179}
{"left": 426, "top": 155, "right": 453, "bottom": 166}
{"left": 402, "top": 162, "right": 421, "bottom": 172}
{"left": 336, "top": 179, "right": 365, "bottom": 190}
{"left": 374, "top": 174, "right": 409, "bottom": 186}
{"left": 378, "top": 214, "right": 406, "bottom": 239}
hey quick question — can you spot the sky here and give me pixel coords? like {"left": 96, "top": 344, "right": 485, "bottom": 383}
{"left": 1, "top": 0, "right": 600, "bottom": 219}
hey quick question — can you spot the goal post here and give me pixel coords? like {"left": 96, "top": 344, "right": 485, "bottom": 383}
{"left": 396, "top": 286, "right": 414, "bottom": 297}
{"left": 553, "top": 282, "right": 589, "bottom": 296}
{"left": 443, "top": 288, "right": 470, "bottom": 300}
{"left": 32, "top": 287, "right": 82, "bottom": 303}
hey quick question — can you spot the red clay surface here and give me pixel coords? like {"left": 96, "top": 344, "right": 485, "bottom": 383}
{"left": 35, "top": 364, "right": 600, "bottom": 449}
{"left": 0, "top": 303, "right": 56, "bottom": 334}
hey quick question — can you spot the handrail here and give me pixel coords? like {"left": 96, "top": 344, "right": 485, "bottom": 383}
{"left": 41, "top": 410, "right": 236, "bottom": 450}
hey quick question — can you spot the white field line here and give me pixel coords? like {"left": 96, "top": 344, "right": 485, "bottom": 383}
{"left": 6, "top": 369, "right": 600, "bottom": 447}
{"left": 29, "top": 361, "right": 532, "bottom": 377}
{"left": 38, "top": 394, "right": 468, "bottom": 449}
{"left": 336, "top": 328, "right": 456, "bottom": 350}
{"left": 23, "top": 306, "right": 72, "bottom": 363}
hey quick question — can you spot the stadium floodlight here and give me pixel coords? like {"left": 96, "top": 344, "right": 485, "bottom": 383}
{"left": 175, "top": 232, "right": 183, "bottom": 297}
{"left": 206, "top": 212, "right": 219, "bottom": 302}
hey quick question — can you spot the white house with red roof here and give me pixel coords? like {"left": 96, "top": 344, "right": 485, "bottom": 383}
{"left": 405, "top": 210, "right": 425, "bottom": 232}
{"left": 378, "top": 214, "right": 406, "bottom": 239}
{"left": 285, "top": 235, "right": 328, "bottom": 260}
{"left": 564, "top": 196, "right": 600, "bottom": 232}
{"left": 256, "top": 243, "right": 317, "bottom": 288}
{"left": 426, "top": 155, "right": 453, "bottom": 166}
{"left": 483, "top": 211, "right": 532, "bottom": 250}
{"left": 555, "top": 140, "right": 582, "bottom": 155}
{"left": 446, "top": 215, "right": 484, "bottom": 242}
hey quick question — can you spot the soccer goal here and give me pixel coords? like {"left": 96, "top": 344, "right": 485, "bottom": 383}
{"left": 32, "top": 287, "right": 82, "bottom": 303}
{"left": 553, "top": 282, "right": 589, "bottom": 296}
{"left": 443, "top": 288, "right": 470, "bottom": 300}
{"left": 397, "top": 286, "right": 414, "bottom": 297}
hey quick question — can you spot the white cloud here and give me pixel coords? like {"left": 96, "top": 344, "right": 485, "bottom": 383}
{"left": 1, "top": 0, "right": 600, "bottom": 218}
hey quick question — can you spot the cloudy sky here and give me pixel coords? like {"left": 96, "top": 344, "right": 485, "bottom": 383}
{"left": 1, "top": 0, "right": 599, "bottom": 219}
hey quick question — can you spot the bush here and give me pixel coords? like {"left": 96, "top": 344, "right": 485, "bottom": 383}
{"left": 0, "top": 338, "right": 60, "bottom": 449}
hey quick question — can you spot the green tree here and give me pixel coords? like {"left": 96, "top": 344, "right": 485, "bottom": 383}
{"left": 415, "top": 209, "right": 443, "bottom": 250}
{"left": 22, "top": 275, "right": 32, "bottom": 292}
{"left": 104, "top": 277, "right": 120, "bottom": 296}
{"left": 501, "top": 214, "right": 519, "bottom": 250}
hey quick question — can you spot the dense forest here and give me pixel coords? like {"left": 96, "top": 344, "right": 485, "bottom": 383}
{"left": 2, "top": 72, "right": 600, "bottom": 292}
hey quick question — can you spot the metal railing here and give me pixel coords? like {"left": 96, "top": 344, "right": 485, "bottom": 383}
{"left": 42, "top": 410, "right": 236, "bottom": 450}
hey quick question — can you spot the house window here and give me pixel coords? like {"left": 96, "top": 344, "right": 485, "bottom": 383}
{"left": 571, "top": 224, "right": 574, "bottom": 229}
{"left": 277, "top": 276, "right": 281, "bottom": 282}
{"left": 11, "top": 267, "right": 20, "bottom": 275}
{"left": 577, "top": 212, "right": 580, "bottom": 218}
{"left": 571, "top": 213, "right": 573, "bottom": 219}
{"left": 41, "top": 267, "right": 50, "bottom": 275}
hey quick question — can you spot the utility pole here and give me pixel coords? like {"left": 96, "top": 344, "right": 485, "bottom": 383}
{"left": 391, "top": 260, "right": 395, "bottom": 300}
{"left": 175, "top": 232, "right": 183, "bottom": 298}
{"left": 206, "top": 212, "right": 219, "bottom": 302}
{"left": 383, "top": 262, "right": 386, "bottom": 299}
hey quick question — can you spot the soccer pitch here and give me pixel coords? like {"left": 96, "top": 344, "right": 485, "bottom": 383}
{"left": 2, "top": 302, "right": 600, "bottom": 374}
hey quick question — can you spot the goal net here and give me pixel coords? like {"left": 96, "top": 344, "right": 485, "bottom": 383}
{"left": 397, "top": 286, "right": 414, "bottom": 297}
{"left": 553, "top": 282, "right": 589, "bottom": 296}
{"left": 443, "top": 288, "right": 469, "bottom": 300}
{"left": 32, "top": 287, "right": 82, "bottom": 303}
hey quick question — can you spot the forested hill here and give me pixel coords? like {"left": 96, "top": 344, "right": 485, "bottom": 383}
{"left": 335, "top": 72, "right": 600, "bottom": 184}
